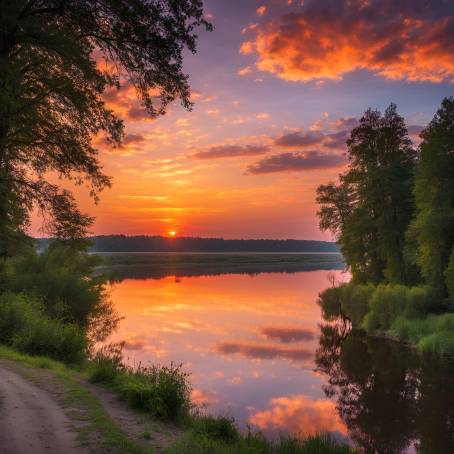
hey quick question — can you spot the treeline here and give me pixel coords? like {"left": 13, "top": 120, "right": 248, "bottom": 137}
{"left": 317, "top": 97, "right": 454, "bottom": 353}
{"left": 39, "top": 235, "right": 340, "bottom": 253}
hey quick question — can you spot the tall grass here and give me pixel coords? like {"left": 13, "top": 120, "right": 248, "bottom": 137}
{"left": 89, "top": 346, "right": 191, "bottom": 422}
{"left": 166, "top": 431, "right": 357, "bottom": 454}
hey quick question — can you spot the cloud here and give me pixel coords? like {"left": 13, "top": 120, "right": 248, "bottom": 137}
{"left": 323, "top": 131, "right": 349, "bottom": 149}
{"left": 192, "top": 144, "right": 270, "bottom": 159}
{"left": 247, "top": 151, "right": 345, "bottom": 174}
{"left": 240, "top": 0, "right": 454, "bottom": 83}
{"left": 261, "top": 327, "right": 316, "bottom": 343}
{"left": 407, "top": 124, "right": 425, "bottom": 136}
{"left": 238, "top": 66, "right": 253, "bottom": 76}
{"left": 249, "top": 395, "right": 346, "bottom": 436}
{"left": 122, "top": 133, "right": 145, "bottom": 145}
{"left": 216, "top": 341, "right": 313, "bottom": 362}
{"left": 275, "top": 131, "right": 324, "bottom": 148}
{"left": 256, "top": 5, "right": 267, "bottom": 16}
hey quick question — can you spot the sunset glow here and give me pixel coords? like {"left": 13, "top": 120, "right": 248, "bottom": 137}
{"left": 168, "top": 230, "right": 177, "bottom": 237}
{"left": 30, "top": 0, "right": 453, "bottom": 240}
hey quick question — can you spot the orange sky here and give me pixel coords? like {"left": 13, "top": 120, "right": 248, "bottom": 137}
{"left": 31, "top": 0, "right": 453, "bottom": 240}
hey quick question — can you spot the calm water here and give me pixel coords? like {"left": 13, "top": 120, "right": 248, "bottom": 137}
{"left": 106, "top": 265, "right": 454, "bottom": 453}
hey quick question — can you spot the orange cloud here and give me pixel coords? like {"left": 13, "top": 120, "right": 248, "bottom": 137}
{"left": 249, "top": 395, "right": 347, "bottom": 436}
{"left": 241, "top": 0, "right": 454, "bottom": 83}
{"left": 256, "top": 5, "right": 267, "bottom": 17}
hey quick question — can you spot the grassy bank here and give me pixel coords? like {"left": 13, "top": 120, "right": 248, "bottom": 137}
{"left": 0, "top": 345, "right": 358, "bottom": 454}
{"left": 0, "top": 345, "right": 148, "bottom": 453}
{"left": 319, "top": 283, "right": 454, "bottom": 355}
{"left": 88, "top": 347, "right": 358, "bottom": 453}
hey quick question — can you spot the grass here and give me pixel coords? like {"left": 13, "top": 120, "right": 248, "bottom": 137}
{"left": 391, "top": 314, "right": 454, "bottom": 355}
{"left": 0, "top": 344, "right": 359, "bottom": 453}
{"left": 166, "top": 430, "right": 358, "bottom": 454}
{"left": 0, "top": 345, "right": 149, "bottom": 453}
{"left": 89, "top": 346, "right": 191, "bottom": 422}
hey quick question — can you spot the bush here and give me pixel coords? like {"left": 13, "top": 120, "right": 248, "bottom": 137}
{"left": 0, "top": 292, "right": 86, "bottom": 363}
{"left": 89, "top": 343, "right": 124, "bottom": 384}
{"left": 89, "top": 348, "right": 191, "bottom": 422}
{"left": 362, "top": 284, "right": 434, "bottom": 332}
{"left": 340, "top": 284, "right": 374, "bottom": 326}
{"left": 117, "top": 362, "right": 191, "bottom": 422}
{"left": 391, "top": 313, "right": 454, "bottom": 354}
{"left": 2, "top": 240, "right": 116, "bottom": 334}
{"left": 191, "top": 415, "right": 239, "bottom": 444}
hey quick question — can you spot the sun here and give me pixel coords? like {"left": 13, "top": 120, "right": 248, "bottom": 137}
{"left": 168, "top": 230, "right": 177, "bottom": 237}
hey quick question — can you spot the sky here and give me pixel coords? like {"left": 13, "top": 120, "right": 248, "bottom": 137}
{"left": 35, "top": 0, "right": 454, "bottom": 240}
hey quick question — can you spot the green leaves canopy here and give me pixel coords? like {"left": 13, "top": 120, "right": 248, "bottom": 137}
{"left": 0, "top": 0, "right": 211, "bottom": 254}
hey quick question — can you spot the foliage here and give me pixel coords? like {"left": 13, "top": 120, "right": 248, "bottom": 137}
{"left": 317, "top": 104, "right": 417, "bottom": 284}
{"left": 0, "top": 292, "right": 86, "bottom": 363}
{"left": 318, "top": 283, "right": 375, "bottom": 327}
{"left": 166, "top": 432, "right": 357, "bottom": 454}
{"left": 0, "top": 0, "right": 211, "bottom": 252}
{"left": 362, "top": 284, "right": 435, "bottom": 332}
{"left": 408, "top": 97, "right": 454, "bottom": 297}
{"left": 89, "top": 346, "right": 191, "bottom": 422}
{"left": 391, "top": 314, "right": 454, "bottom": 355}
{"left": 191, "top": 415, "right": 239, "bottom": 444}
{"left": 1, "top": 240, "right": 119, "bottom": 344}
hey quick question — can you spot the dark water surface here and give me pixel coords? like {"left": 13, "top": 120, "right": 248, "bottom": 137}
{"left": 106, "top": 261, "right": 454, "bottom": 453}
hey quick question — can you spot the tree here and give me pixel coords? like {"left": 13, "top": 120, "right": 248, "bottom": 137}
{"left": 317, "top": 104, "right": 417, "bottom": 284}
{"left": 0, "top": 0, "right": 211, "bottom": 257}
{"left": 409, "top": 97, "right": 454, "bottom": 297}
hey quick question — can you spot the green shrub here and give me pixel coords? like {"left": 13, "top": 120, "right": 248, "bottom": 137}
{"left": 117, "top": 362, "right": 191, "bottom": 422}
{"left": 0, "top": 292, "right": 86, "bottom": 363}
{"left": 390, "top": 314, "right": 454, "bottom": 355}
{"left": 318, "top": 286, "right": 344, "bottom": 321}
{"left": 362, "top": 284, "right": 434, "bottom": 332}
{"left": 2, "top": 240, "right": 116, "bottom": 337}
{"left": 90, "top": 347, "right": 192, "bottom": 422}
{"left": 340, "top": 284, "right": 374, "bottom": 326}
{"left": 89, "top": 343, "right": 124, "bottom": 383}
{"left": 191, "top": 415, "right": 239, "bottom": 443}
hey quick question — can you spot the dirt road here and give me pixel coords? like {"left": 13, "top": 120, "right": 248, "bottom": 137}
{"left": 0, "top": 366, "right": 80, "bottom": 454}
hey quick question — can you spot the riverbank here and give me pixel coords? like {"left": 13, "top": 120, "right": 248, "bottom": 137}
{"left": 0, "top": 346, "right": 358, "bottom": 454}
{"left": 318, "top": 282, "right": 454, "bottom": 355}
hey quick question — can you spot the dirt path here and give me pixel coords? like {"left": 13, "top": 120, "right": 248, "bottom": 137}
{"left": 0, "top": 366, "right": 81, "bottom": 454}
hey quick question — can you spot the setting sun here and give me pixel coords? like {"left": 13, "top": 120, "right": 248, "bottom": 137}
{"left": 168, "top": 230, "right": 177, "bottom": 237}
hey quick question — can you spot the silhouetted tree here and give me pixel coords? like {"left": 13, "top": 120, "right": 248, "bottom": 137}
{"left": 0, "top": 0, "right": 211, "bottom": 256}
{"left": 317, "top": 104, "right": 417, "bottom": 284}
{"left": 408, "top": 97, "right": 454, "bottom": 298}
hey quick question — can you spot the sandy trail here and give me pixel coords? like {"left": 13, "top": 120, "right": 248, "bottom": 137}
{"left": 0, "top": 366, "right": 80, "bottom": 454}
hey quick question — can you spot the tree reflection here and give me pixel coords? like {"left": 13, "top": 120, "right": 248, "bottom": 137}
{"left": 315, "top": 321, "right": 454, "bottom": 453}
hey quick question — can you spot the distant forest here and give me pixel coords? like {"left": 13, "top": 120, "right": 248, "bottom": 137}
{"left": 38, "top": 235, "right": 340, "bottom": 253}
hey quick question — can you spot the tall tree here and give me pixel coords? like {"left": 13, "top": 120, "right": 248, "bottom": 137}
{"left": 409, "top": 97, "right": 454, "bottom": 297}
{"left": 0, "top": 0, "right": 211, "bottom": 257}
{"left": 317, "top": 104, "right": 417, "bottom": 284}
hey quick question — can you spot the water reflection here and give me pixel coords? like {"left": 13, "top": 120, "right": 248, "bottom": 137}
{"left": 99, "top": 252, "right": 344, "bottom": 281}
{"left": 106, "top": 265, "right": 454, "bottom": 451}
{"left": 107, "top": 269, "right": 348, "bottom": 438}
{"left": 315, "top": 321, "right": 454, "bottom": 453}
